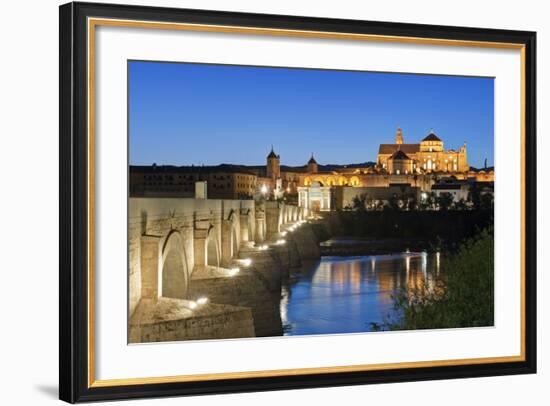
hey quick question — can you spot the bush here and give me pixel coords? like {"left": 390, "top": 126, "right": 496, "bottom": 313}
{"left": 386, "top": 227, "right": 494, "bottom": 330}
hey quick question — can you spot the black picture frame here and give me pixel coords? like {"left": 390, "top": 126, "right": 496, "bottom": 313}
{"left": 59, "top": 1, "right": 537, "bottom": 403}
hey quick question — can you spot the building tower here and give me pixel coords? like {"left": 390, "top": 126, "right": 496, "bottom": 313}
{"left": 266, "top": 146, "right": 280, "bottom": 181}
{"left": 395, "top": 127, "right": 403, "bottom": 145}
{"left": 458, "top": 142, "right": 468, "bottom": 172}
{"left": 307, "top": 153, "right": 318, "bottom": 173}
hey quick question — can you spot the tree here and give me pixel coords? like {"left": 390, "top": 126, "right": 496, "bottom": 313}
{"left": 423, "top": 191, "right": 437, "bottom": 210}
{"left": 404, "top": 193, "right": 418, "bottom": 211}
{"left": 388, "top": 193, "right": 402, "bottom": 211}
{"left": 468, "top": 183, "right": 482, "bottom": 209}
{"left": 351, "top": 193, "right": 367, "bottom": 211}
{"left": 452, "top": 198, "right": 469, "bottom": 211}
{"left": 436, "top": 192, "right": 454, "bottom": 211}
{"left": 480, "top": 192, "right": 494, "bottom": 210}
{"left": 365, "top": 195, "right": 374, "bottom": 210}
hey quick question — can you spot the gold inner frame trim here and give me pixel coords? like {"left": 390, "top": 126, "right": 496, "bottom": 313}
{"left": 87, "top": 17, "right": 527, "bottom": 388}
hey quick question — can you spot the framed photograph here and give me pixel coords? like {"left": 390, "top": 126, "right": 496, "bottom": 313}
{"left": 59, "top": 2, "right": 537, "bottom": 403}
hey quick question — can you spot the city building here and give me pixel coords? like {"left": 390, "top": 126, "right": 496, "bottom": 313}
{"left": 431, "top": 178, "right": 471, "bottom": 203}
{"left": 129, "top": 164, "right": 257, "bottom": 199}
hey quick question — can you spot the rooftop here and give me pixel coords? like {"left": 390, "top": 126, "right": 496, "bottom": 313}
{"left": 422, "top": 132, "right": 442, "bottom": 142}
{"left": 130, "top": 164, "right": 258, "bottom": 176}
{"left": 389, "top": 150, "right": 411, "bottom": 160}
{"left": 267, "top": 147, "right": 278, "bottom": 159}
{"left": 378, "top": 143, "right": 420, "bottom": 155}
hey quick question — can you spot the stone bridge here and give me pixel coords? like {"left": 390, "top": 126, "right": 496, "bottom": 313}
{"left": 128, "top": 198, "right": 313, "bottom": 343}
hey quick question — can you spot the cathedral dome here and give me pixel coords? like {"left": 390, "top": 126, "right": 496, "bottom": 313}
{"left": 422, "top": 131, "right": 442, "bottom": 142}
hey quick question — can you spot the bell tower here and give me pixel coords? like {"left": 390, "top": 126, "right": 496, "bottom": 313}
{"left": 395, "top": 127, "right": 403, "bottom": 145}
{"left": 307, "top": 153, "right": 318, "bottom": 173}
{"left": 266, "top": 146, "right": 280, "bottom": 181}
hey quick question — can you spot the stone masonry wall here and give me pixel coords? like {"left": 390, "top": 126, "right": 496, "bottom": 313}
{"left": 129, "top": 298, "right": 254, "bottom": 343}
{"left": 129, "top": 198, "right": 256, "bottom": 317}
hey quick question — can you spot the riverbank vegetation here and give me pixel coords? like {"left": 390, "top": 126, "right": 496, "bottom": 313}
{"left": 330, "top": 186, "right": 494, "bottom": 249}
{"left": 379, "top": 227, "right": 494, "bottom": 331}
{"left": 330, "top": 209, "right": 492, "bottom": 251}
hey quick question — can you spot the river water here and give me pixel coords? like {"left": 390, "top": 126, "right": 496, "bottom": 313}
{"left": 281, "top": 252, "right": 441, "bottom": 336}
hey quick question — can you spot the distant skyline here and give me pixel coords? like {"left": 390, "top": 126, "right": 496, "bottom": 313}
{"left": 129, "top": 61, "right": 494, "bottom": 168}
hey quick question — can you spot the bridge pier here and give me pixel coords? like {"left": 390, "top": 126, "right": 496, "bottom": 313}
{"left": 255, "top": 204, "right": 266, "bottom": 244}
{"left": 239, "top": 210, "right": 253, "bottom": 248}
{"left": 193, "top": 215, "right": 210, "bottom": 269}
{"left": 265, "top": 201, "right": 282, "bottom": 241}
{"left": 221, "top": 219, "right": 233, "bottom": 266}
{"left": 221, "top": 209, "right": 240, "bottom": 266}
{"left": 140, "top": 235, "right": 162, "bottom": 302}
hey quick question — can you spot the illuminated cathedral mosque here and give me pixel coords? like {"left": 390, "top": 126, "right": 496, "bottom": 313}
{"left": 267, "top": 128, "right": 485, "bottom": 188}
{"left": 266, "top": 128, "right": 493, "bottom": 211}
{"left": 377, "top": 128, "right": 468, "bottom": 174}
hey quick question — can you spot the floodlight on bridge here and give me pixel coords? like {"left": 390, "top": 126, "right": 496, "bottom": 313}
{"left": 228, "top": 267, "right": 240, "bottom": 276}
{"left": 196, "top": 297, "right": 209, "bottom": 305}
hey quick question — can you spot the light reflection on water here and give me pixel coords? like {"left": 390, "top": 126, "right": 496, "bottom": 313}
{"left": 281, "top": 252, "right": 440, "bottom": 336}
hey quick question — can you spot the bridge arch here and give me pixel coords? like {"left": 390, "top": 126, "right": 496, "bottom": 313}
{"left": 160, "top": 230, "right": 189, "bottom": 299}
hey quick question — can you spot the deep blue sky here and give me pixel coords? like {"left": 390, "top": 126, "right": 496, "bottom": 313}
{"left": 129, "top": 61, "right": 494, "bottom": 168}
